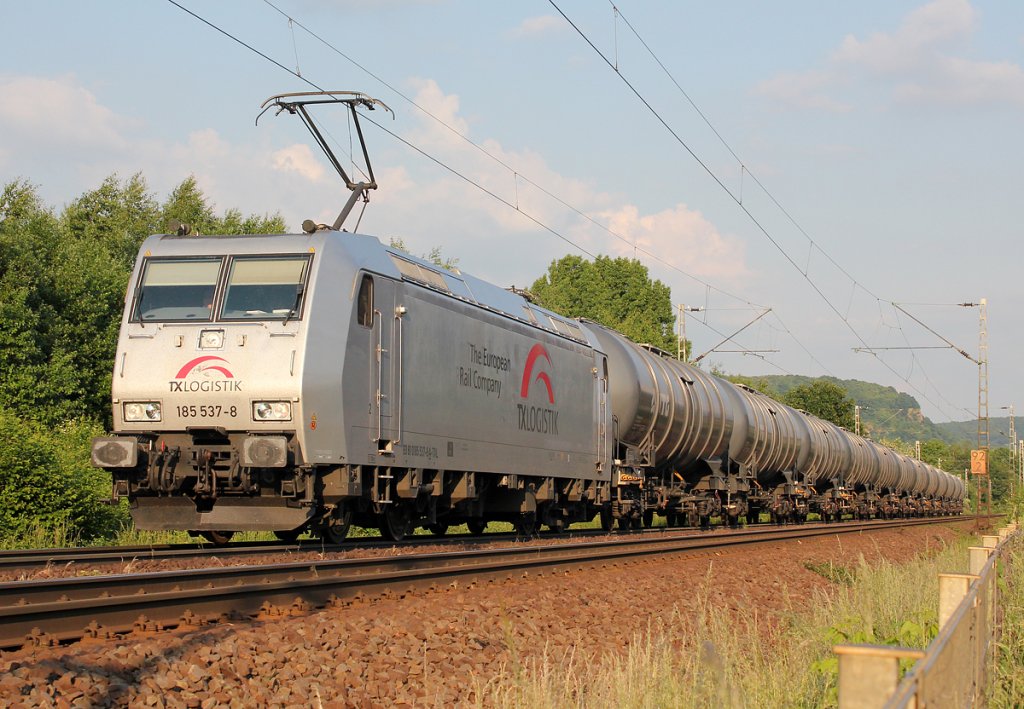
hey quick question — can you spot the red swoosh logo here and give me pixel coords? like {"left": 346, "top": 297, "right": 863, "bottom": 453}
{"left": 175, "top": 356, "right": 234, "bottom": 379}
{"left": 520, "top": 344, "right": 554, "bottom": 404}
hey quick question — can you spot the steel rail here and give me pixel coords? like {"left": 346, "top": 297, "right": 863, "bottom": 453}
{"left": 0, "top": 520, "right": 869, "bottom": 572}
{"left": 0, "top": 516, "right": 980, "bottom": 650}
{"left": 0, "top": 530, "right": 558, "bottom": 571}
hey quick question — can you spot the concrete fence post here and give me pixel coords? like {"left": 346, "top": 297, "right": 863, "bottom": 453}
{"left": 834, "top": 645, "right": 924, "bottom": 709}
{"left": 938, "top": 573, "right": 978, "bottom": 628}
{"left": 969, "top": 546, "right": 993, "bottom": 575}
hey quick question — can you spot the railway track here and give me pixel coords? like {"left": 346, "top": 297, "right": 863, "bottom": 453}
{"left": 0, "top": 526, "right": 700, "bottom": 572}
{"left": 0, "top": 515, "right": 983, "bottom": 651}
{"left": 0, "top": 532, "right": 522, "bottom": 573}
{"left": 1, "top": 513, "right": 991, "bottom": 573}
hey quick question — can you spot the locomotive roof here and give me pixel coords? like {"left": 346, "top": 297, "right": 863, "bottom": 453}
{"left": 136, "top": 229, "right": 596, "bottom": 348}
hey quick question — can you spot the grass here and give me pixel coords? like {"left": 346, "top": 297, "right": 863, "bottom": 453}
{"left": 475, "top": 531, "right": 974, "bottom": 709}
{"left": 990, "top": 539, "right": 1024, "bottom": 707}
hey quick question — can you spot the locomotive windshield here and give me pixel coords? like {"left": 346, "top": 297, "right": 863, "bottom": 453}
{"left": 221, "top": 256, "right": 310, "bottom": 320}
{"left": 132, "top": 258, "right": 221, "bottom": 322}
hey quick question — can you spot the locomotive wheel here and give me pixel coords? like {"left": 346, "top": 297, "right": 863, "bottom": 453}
{"left": 467, "top": 519, "right": 487, "bottom": 535}
{"left": 427, "top": 523, "right": 449, "bottom": 536}
{"left": 380, "top": 506, "right": 411, "bottom": 542}
{"left": 600, "top": 508, "right": 614, "bottom": 532}
{"left": 274, "top": 529, "right": 302, "bottom": 544}
{"left": 642, "top": 509, "right": 655, "bottom": 528}
{"left": 321, "top": 508, "right": 353, "bottom": 544}
{"left": 666, "top": 513, "right": 678, "bottom": 528}
{"left": 514, "top": 512, "right": 538, "bottom": 537}
{"left": 200, "top": 530, "right": 234, "bottom": 546}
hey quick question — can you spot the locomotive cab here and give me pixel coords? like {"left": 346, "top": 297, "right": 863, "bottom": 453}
{"left": 91, "top": 229, "right": 366, "bottom": 539}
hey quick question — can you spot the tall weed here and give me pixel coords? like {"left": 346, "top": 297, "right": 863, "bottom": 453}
{"left": 480, "top": 535, "right": 971, "bottom": 708}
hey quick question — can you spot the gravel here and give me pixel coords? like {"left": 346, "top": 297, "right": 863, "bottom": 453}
{"left": 0, "top": 521, "right": 973, "bottom": 707}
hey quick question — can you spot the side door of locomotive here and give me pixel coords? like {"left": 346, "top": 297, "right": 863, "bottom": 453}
{"left": 366, "top": 275, "right": 401, "bottom": 452}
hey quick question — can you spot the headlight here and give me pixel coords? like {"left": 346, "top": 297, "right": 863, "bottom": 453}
{"left": 124, "top": 401, "right": 162, "bottom": 422}
{"left": 253, "top": 401, "right": 291, "bottom": 421}
{"left": 199, "top": 329, "right": 224, "bottom": 349}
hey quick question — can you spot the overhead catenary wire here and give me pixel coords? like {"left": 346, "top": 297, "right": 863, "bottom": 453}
{"left": 170, "top": 0, "right": 803, "bottom": 368}
{"left": 258, "top": 0, "right": 764, "bottom": 312}
{"left": 549, "top": 0, "right": 966, "bottom": 420}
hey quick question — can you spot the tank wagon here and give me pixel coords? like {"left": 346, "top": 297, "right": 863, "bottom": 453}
{"left": 89, "top": 92, "right": 964, "bottom": 544}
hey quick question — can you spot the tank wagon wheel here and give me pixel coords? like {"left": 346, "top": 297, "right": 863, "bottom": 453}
{"left": 200, "top": 530, "right": 235, "bottom": 546}
{"left": 642, "top": 509, "right": 655, "bottom": 529}
{"left": 467, "top": 519, "right": 487, "bottom": 536}
{"left": 427, "top": 523, "right": 449, "bottom": 537}
{"left": 600, "top": 508, "right": 614, "bottom": 532}
{"left": 321, "top": 508, "right": 353, "bottom": 545}
{"left": 274, "top": 529, "right": 302, "bottom": 544}
{"left": 514, "top": 512, "right": 538, "bottom": 538}
{"left": 380, "top": 505, "right": 413, "bottom": 542}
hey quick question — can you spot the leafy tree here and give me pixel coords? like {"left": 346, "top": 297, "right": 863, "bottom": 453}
{"left": 530, "top": 254, "right": 676, "bottom": 351}
{"left": 62, "top": 172, "right": 161, "bottom": 267}
{"left": 783, "top": 379, "right": 857, "bottom": 429}
{"left": 388, "top": 237, "right": 459, "bottom": 270}
{"left": 0, "top": 412, "right": 126, "bottom": 540}
{"left": 162, "top": 176, "right": 286, "bottom": 235}
{"left": 720, "top": 373, "right": 782, "bottom": 400}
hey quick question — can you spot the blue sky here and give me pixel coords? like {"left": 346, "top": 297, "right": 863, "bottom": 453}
{"left": 2, "top": 1, "right": 1022, "bottom": 425}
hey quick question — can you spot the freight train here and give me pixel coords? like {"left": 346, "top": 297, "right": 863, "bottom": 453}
{"left": 89, "top": 93, "right": 964, "bottom": 544}
{"left": 88, "top": 225, "right": 964, "bottom": 543}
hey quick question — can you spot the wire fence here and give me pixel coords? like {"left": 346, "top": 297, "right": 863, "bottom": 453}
{"left": 834, "top": 520, "right": 1019, "bottom": 708}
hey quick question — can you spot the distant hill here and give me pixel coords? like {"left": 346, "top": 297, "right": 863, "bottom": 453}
{"left": 933, "top": 418, "right": 1021, "bottom": 447}
{"left": 736, "top": 374, "right": 1015, "bottom": 446}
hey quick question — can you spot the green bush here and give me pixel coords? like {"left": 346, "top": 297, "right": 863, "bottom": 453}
{"left": 0, "top": 411, "right": 127, "bottom": 544}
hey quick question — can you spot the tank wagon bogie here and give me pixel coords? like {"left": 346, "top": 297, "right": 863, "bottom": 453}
{"left": 92, "top": 231, "right": 964, "bottom": 543}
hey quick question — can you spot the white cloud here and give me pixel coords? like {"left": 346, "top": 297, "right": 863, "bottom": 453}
{"left": 509, "top": 15, "right": 564, "bottom": 39}
{"left": 756, "top": 0, "right": 1024, "bottom": 110}
{"left": 597, "top": 204, "right": 749, "bottom": 283}
{"left": 754, "top": 70, "right": 851, "bottom": 113}
{"left": 373, "top": 79, "right": 749, "bottom": 288}
{"left": 272, "top": 144, "right": 327, "bottom": 182}
{"left": 0, "top": 75, "right": 137, "bottom": 152}
{"left": 833, "top": 0, "right": 975, "bottom": 73}
{"left": 0, "top": 72, "right": 748, "bottom": 293}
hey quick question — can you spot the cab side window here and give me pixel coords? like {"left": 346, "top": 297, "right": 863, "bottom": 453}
{"left": 357, "top": 275, "right": 374, "bottom": 327}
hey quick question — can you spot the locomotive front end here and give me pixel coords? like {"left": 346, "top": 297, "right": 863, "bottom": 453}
{"left": 92, "top": 233, "right": 322, "bottom": 539}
